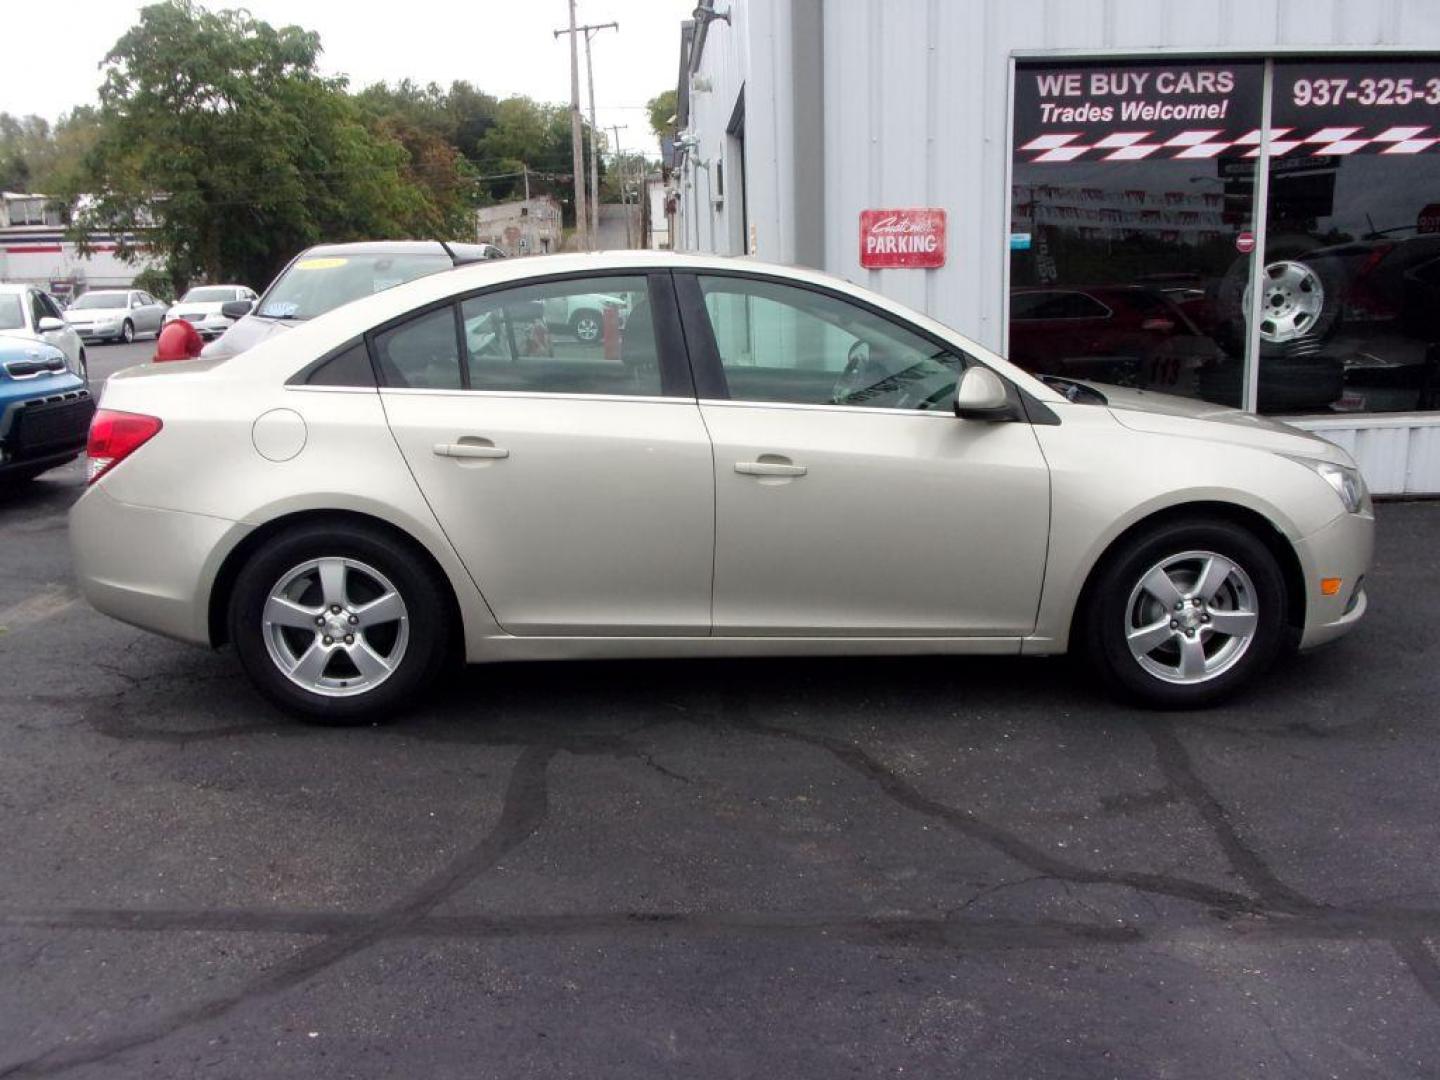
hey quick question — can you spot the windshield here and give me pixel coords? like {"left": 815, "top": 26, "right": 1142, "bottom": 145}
{"left": 70, "top": 293, "right": 127, "bottom": 310}
{"left": 182, "top": 287, "right": 237, "bottom": 303}
{"left": 0, "top": 295, "right": 23, "bottom": 331}
{"left": 257, "top": 253, "right": 451, "bottom": 320}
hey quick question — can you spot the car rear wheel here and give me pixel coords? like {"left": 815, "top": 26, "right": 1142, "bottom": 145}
{"left": 228, "top": 523, "right": 451, "bottom": 722}
{"left": 1082, "top": 518, "right": 1289, "bottom": 708}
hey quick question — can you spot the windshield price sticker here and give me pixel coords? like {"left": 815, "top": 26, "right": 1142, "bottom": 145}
{"left": 1014, "top": 61, "right": 1263, "bottom": 163}
{"left": 1271, "top": 60, "right": 1440, "bottom": 156}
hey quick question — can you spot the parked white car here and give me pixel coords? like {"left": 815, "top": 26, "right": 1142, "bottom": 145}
{"left": 62, "top": 289, "right": 168, "bottom": 344}
{"left": 164, "top": 284, "right": 258, "bottom": 338}
{"left": 71, "top": 252, "right": 1372, "bottom": 722}
{"left": 0, "top": 282, "right": 86, "bottom": 381}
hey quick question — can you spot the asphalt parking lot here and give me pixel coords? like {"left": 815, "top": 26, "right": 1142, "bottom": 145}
{"left": 2, "top": 347, "right": 1439, "bottom": 1078}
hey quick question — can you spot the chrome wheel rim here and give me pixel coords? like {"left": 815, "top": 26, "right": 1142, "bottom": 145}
{"left": 121, "top": 321, "right": 134, "bottom": 343}
{"left": 1244, "top": 260, "right": 1324, "bottom": 344}
{"left": 1124, "top": 550, "right": 1259, "bottom": 685}
{"left": 262, "top": 557, "right": 409, "bottom": 698}
{"left": 574, "top": 316, "right": 600, "bottom": 341}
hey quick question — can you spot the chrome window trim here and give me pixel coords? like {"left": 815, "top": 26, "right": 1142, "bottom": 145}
{"left": 376, "top": 387, "right": 688, "bottom": 406}
{"left": 697, "top": 397, "right": 958, "bottom": 419}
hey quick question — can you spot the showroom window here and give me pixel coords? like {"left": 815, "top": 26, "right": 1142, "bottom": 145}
{"left": 1010, "top": 56, "right": 1440, "bottom": 415}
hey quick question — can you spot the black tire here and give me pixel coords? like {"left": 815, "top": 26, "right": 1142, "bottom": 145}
{"left": 569, "top": 308, "right": 602, "bottom": 343}
{"left": 1195, "top": 354, "right": 1346, "bottom": 412}
{"left": 227, "top": 522, "right": 452, "bottom": 723}
{"left": 1080, "top": 517, "right": 1289, "bottom": 709}
{"left": 120, "top": 320, "right": 135, "bottom": 344}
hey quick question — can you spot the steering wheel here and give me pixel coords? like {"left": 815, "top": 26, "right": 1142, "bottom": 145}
{"left": 831, "top": 340, "right": 872, "bottom": 405}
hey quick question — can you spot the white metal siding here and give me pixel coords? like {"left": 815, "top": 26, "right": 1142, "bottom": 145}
{"left": 677, "top": 0, "right": 1440, "bottom": 492}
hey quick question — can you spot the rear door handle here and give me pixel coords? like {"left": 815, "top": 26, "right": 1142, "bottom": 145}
{"left": 735, "top": 461, "right": 806, "bottom": 477}
{"left": 434, "top": 442, "right": 509, "bottom": 460}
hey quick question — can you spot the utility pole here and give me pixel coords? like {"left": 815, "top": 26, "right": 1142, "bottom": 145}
{"left": 554, "top": 2, "right": 587, "bottom": 250}
{"left": 581, "top": 21, "right": 617, "bottom": 246}
{"left": 522, "top": 164, "right": 530, "bottom": 203}
{"left": 609, "top": 123, "right": 630, "bottom": 247}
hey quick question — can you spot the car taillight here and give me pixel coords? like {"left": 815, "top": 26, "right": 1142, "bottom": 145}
{"left": 86, "top": 409, "right": 163, "bottom": 485}
{"left": 1140, "top": 317, "right": 1175, "bottom": 332}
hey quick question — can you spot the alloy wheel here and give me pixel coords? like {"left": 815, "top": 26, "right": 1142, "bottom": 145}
{"left": 121, "top": 320, "right": 135, "bottom": 344}
{"left": 1244, "top": 260, "right": 1325, "bottom": 344}
{"left": 573, "top": 315, "right": 600, "bottom": 342}
{"left": 261, "top": 557, "right": 409, "bottom": 697}
{"left": 1124, "top": 550, "right": 1259, "bottom": 685}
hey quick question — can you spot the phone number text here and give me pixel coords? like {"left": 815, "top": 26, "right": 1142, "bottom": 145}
{"left": 1291, "top": 77, "right": 1440, "bottom": 108}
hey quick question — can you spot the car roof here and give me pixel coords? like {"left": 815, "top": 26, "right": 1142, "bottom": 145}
{"left": 0, "top": 283, "right": 34, "bottom": 294}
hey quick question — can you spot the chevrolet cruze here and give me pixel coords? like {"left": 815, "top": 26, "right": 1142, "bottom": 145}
{"left": 70, "top": 252, "right": 1373, "bottom": 721}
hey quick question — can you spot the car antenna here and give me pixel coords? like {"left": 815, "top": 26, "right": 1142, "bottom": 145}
{"left": 437, "top": 239, "right": 458, "bottom": 263}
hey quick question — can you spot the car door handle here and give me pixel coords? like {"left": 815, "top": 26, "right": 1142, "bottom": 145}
{"left": 434, "top": 442, "right": 509, "bottom": 460}
{"left": 735, "top": 460, "right": 806, "bottom": 477}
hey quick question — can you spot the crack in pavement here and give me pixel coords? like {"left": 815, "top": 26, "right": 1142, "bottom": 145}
{"left": 0, "top": 742, "right": 556, "bottom": 1079}
{"left": 4, "top": 681, "right": 1437, "bottom": 1072}
{"left": 1143, "top": 720, "right": 1315, "bottom": 914}
{"left": 729, "top": 713, "right": 1266, "bottom": 915}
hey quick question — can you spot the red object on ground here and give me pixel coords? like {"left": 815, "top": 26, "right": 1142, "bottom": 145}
{"left": 153, "top": 319, "right": 204, "bottom": 362}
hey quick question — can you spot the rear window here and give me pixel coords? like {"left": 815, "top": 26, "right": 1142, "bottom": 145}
{"left": 70, "top": 293, "right": 128, "bottom": 310}
{"left": 183, "top": 287, "right": 238, "bottom": 303}
{"left": 257, "top": 253, "right": 451, "bottom": 321}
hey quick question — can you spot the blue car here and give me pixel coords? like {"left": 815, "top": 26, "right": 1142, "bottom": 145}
{"left": 0, "top": 334, "right": 95, "bottom": 483}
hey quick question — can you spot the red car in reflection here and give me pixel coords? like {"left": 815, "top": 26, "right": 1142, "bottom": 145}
{"left": 1008, "top": 285, "right": 1221, "bottom": 393}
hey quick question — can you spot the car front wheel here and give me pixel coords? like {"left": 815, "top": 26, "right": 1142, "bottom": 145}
{"left": 119, "top": 320, "right": 135, "bottom": 344}
{"left": 1083, "top": 518, "right": 1289, "bottom": 708}
{"left": 570, "top": 309, "right": 602, "bottom": 343}
{"left": 227, "top": 523, "right": 451, "bottom": 722}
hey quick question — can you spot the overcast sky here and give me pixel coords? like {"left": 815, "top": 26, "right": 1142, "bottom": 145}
{"left": 0, "top": 0, "right": 692, "bottom": 159}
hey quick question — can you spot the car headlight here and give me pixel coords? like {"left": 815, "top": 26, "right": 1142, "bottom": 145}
{"left": 1285, "top": 455, "right": 1368, "bottom": 514}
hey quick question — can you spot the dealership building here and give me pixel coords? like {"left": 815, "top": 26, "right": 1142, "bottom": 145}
{"left": 671, "top": 0, "right": 1440, "bottom": 494}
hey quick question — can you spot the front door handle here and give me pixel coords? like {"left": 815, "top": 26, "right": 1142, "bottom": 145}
{"left": 735, "top": 460, "right": 806, "bottom": 477}
{"left": 434, "top": 441, "right": 509, "bottom": 460}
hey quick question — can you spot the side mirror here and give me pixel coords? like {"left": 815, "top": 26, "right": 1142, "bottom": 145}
{"left": 221, "top": 300, "right": 254, "bottom": 319}
{"left": 954, "top": 366, "right": 1014, "bottom": 421}
{"left": 36, "top": 317, "right": 65, "bottom": 332}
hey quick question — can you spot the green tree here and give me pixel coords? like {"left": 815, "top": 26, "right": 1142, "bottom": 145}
{"left": 70, "top": 0, "right": 451, "bottom": 291}
{"left": 646, "top": 89, "right": 678, "bottom": 145}
{"left": 474, "top": 96, "right": 602, "bottom": 220}
{"left": 0, "top": 111, "right": 98, "bottom": 195}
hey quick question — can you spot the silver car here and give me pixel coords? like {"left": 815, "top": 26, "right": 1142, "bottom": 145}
{"left": 70, "top": 252, "right": 1373, "bottom": 721}
{"left": 62, "top": 288, "right": 168, "bottom": 344}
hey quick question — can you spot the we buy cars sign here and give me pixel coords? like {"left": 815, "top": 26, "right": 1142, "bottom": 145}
{"left": 859, "top": 209, "right": 947, "bottom": 268}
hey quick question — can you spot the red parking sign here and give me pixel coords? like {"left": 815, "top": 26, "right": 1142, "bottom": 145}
{"left": 859, "top": 208, "right": 947, "bottom": 268}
